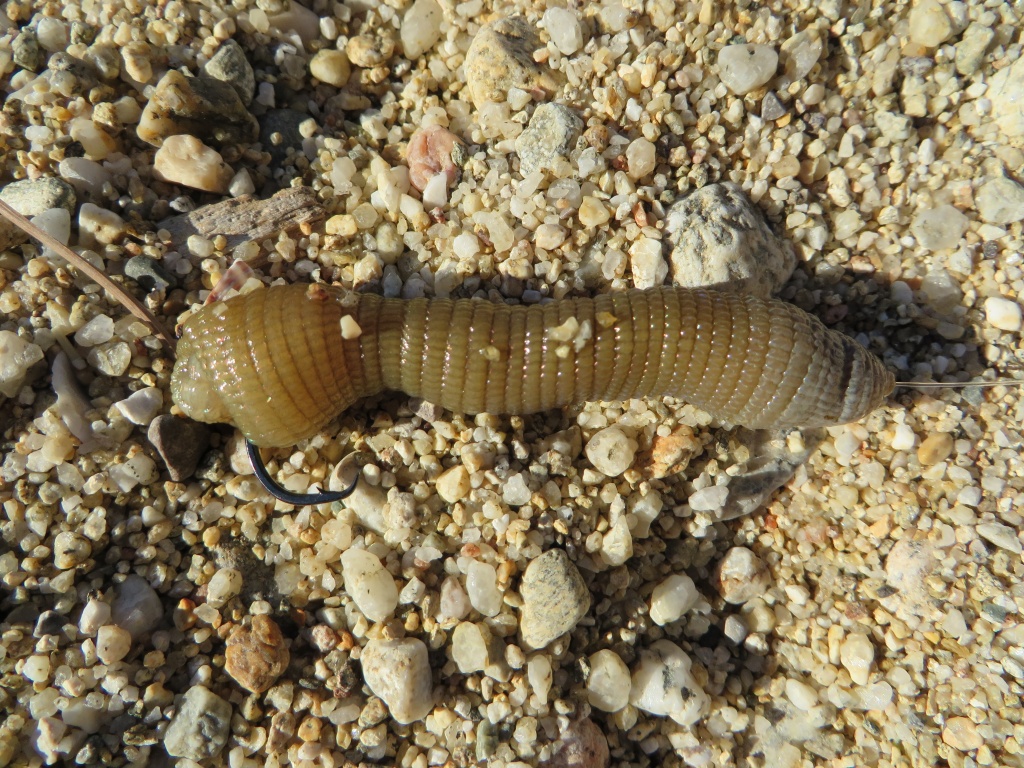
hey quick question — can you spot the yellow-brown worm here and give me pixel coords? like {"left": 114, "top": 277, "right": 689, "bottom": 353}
{"left": 170, "top": 284, "right": 894, "bottom": 449}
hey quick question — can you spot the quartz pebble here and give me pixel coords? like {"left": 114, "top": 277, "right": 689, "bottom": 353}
{"left": 466, "top": 560, "right": 502, "bottom": 616}
{"left": 664, "top": 183, "right": 795, "bottom": 298}
{"left": 79, "top": 598, "right": 111, "bottom": 635}
{"left": 110, "top": 574, "right": 163, "bottom": 638}
{"left": 153, "top": 135, "right": 234, "bottom": 194}
{"left": 309, "top": 49, "right": 351, "bottom": 88}
{"left": 542, "top": 7, "right": 585, "bottom": 56}
{"left": 630, "top": 640, "right": 709, "bottom": 726}
{"left": 96, "top": 624, "right": 132, "bottom": 664}
{"left": 360, "top": 638, "right": 434, "bottom": 724}
{"left": 839, "top": 632, "right": 874, "bottom": 685}
{"left": 407, "top": 124, "right": 464, "bottom": 194}
{"left": 53, "top": 531, "right": 91, "bottom": 569}
{"left": 464, "top": 16, "right": 559, "bottom": 107}
{"left": 717, "top": 44, "right": 779, "bottom": 95}
{"left": 955, "top": 23, "right": 994, "bottom": 76}
{"left": 908, "top": 0, "right": 953, "bottom": 48}
{"left": 715, "top": 547, "right": 769, "bottom": 605}
{"left": 911, "top": 205, "right": 968, "bottom": 251}
{"left": 0, "top": 331, "right": 44, "bottom": 397}
{"left": 436, "top": 464, "right": 471, "bottom": 502}
{"left": 917, "top": 432, "right": 954, "bottom": 465}
{"left": 451, "top": 621, "right": 493, "bottom": 673}
{"left": 137, "top": 71, "right": 259, "bottom": 147}
{"left": 164, "top": 685, "right": 232, "bottom": 760}
{"left": 975, "top": 178, "right": 1024, "bottom": 225}
{"left": 585, "top": 426, "right": 638, "bottom": 476}
{"left": 942, "top": 717, "right": 984, "bottom": 752}
{"left": 600, "top": 518, "right": 633, "bottom": 566}
{"left": 649, "top": 574, "right": 700, "bottom": 626}
{"left": 340, "top": 548, "right": 399, "bottom": 622}
{"left": 401, "top": 0, "right": 443, "bottom": 59}
{"left": 114, "top": 387, "right": 163, "bottom": 425}
{"left": 984, "top": 297, "right": 1022, "bottom": 332}
{"left": 586, "top": 649, "right": 631, "bottom": 712}
{"left": 628, "top": 236, "right": 666, "bottom": 289}
{"left": 518, "top": 548, "right": 591, "bottom": 649}
{"left": 206, "top": 567, "right": 243, "bottom": 607}
{"left": 515, "top": 103, "right": 583, "bottom": 177}
{"left": 204, "top": 39, "right": 256, "bottom": 105}
{"left": 225, "top": 615, "right": 290, "bottom": 693}
{"left": 976, "top": 522, "right": 1023, "bottom": 554}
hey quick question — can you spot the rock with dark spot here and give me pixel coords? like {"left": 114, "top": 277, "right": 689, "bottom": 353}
{"left": 125, "top": 255, "right": 174, "bottom": 292}
{"left": 13, "top": 29, "right": 43, "bottom": 72}
{"left": 34, "top": 611, "right": 67, "bottom": 638}
{"left": 148, "top": 415, "right": 210, "bottom": 481}
{"left": 518, "top": 548, "right": 590, "bottom": 650}
{"left": 136, "top": 70, "right": 259, "bottom": 147}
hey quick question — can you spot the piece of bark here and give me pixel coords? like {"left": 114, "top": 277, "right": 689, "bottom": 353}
{"left": 158, "top": 186, "right": 325, "bottom": 263}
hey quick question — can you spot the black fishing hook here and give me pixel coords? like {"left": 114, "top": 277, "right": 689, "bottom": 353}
{"left": 247, "top": 440, "right": 361, "bottom": 506}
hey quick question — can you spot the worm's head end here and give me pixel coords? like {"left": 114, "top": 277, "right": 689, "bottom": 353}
{"left": 170, "top": 338, "right": 231, "bottom": 427}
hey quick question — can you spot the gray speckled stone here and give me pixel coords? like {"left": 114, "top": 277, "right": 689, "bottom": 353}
{"left": 136, "top": 70, "right": 259, "bottom": 147}
{"left": 515, "top": 103, "right": 583, "bottom": 177}
{"left": 518, "top": 548, "right": 590, "bottom": 650}
{"left": 13, "top": 29, "right": 43, "bottom": 72}
{"left": 464, "top": 16, "right": 561, "bottom": 108}
{"left": 0, "top": 178, "right": 77, "bottom": 251}
{"left": 125, "top": 255, "right": 174, "bottom": 292}
{"left": 204, "top": 39, "right": 256, "bottom": 106}
{"left": 664, "top": 182, "right": 795, "bottom": 298}
{"left": 164, "top": 685, "right": 232, "bottom": 760}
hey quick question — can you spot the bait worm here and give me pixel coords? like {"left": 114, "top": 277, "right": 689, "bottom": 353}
{"left": 170, "top": 284, "right": 895, "bottom": 448}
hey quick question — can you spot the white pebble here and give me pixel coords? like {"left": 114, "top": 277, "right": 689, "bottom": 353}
{"left": 206, "top": 567, "right": 243, "bottom": 608}
{"left": 629, "top": 236, "right": 667, "bottom": 289}
{"left": 891, "top": 424, "right": 916, "bottom": 452}
{"left": 975, "top": 178, "right": 1024, "bottom": 225}
{"left": 840, "top": 633, "right": 874, "bottom": 686}
{"left": 96, "top": 624, "right": 133, "bottom": 664}
{"left": 717, "top": 44, "right": 778, "bottom": 95}
{"left": 79, "top": 598, "right": 112, "bottom": 635}
{"left": 542, "top": 7, "right": 584, "bottom": 55}
{"left": 984, "top": 297, "right": 1022, "bottom": 332}
{"left": 625, "top": 138, "right": 656, "bottom": 180}
{"left": 466, "top": 560, "right": 502, "bottom": 617}
{"left": 0, "top": 331, "right": 44, "bottom": 398}
{"left": 74, "top": 314, "right": 114, "bottom": 347}
{"left": 976, "top": 522, "right": 1023, "bottom": 554}
{"left": 78, "top": 202, "right": 127, "bottom": 247}
{"left": 502, "top": 473, "right": 532, "bottom": 506}
{"left": 585, "top": 426, "right": 638, "bottom": 476}
{"left": 784, "top": 679, "right": 819, "bottom": 711}
{"left": 688, "top": 485, "right": 729, "bottom": 512}
{"left": 340, "top": 549, "right": 398, "bottom": 622}
{"left": 908, "top": 0, "right": 953, "bottom": 47}
{"left": 114, "top": 387, "right": 163, "bottom": 425}
{"left": 527, "top": 655, "right": 552, "bottom": 704}
{"left": 600, "top": 517, "right": 633, "bottom": 567}
{"left": 649, "top": 574, "right": 699, "bottom": 626}
{"left": 153, "top": 135, "right": 233, "bottom": 194}
{"left": 361, "top": 638, "right": 434, "bottom": 724}
{"left": 587, "top": 649, "right": 630, "bottom": 712}
{"left": 436, "top": 465, "right": 471, "bottom": 503}
{"left": 401, "top": 0, "right": 443, "bottom": 59}
{"left": 630, "top": 639, "right": 709, "bottom": 726}
{"left": 911, "top": 205, "right": 968, "bottom": 251}
{"left": 451, "top": 622, "right": 491, "bottom": 673}
{"left": 23, "top": 655, "right": 51, "bottom": 683}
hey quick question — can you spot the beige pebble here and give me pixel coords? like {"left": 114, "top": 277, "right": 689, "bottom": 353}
{"left": 436, "top": 464, "right": 471, "bottom": 503}
{"left": 917, "top": 433, "right": 954, "bottom": 466}
{"left": 153, "top": 135, "right": 234, "bottom": 194}
{"left": 309, "top": 49, "right": 351, "bottom": 87}
{"left": 225, "top": 615, "right": 290, "bottom": 694}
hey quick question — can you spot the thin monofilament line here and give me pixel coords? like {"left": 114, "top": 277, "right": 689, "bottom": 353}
{"left": 895, "top": 379, "right": 1024, "bottom": 388}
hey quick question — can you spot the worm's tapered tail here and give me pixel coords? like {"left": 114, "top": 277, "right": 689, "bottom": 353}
{"left": 171, "top": 284, "right": 894, "bottom": 447}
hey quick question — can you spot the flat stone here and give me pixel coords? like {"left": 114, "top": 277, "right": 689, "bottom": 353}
{"left": 124, "top": 255, "right": 174, "bottom": 292}
{"left": 136, "top": 70, "right": 259, "bottom": 147}
{"left": 514, "top": 103, "right": 583, "bottom": 177}
{"left": 464, "top": 16, "right": 561, "bottom": 108}
{"left": 664, "top": 182, "right": 795, "bottom": 298}
{"left": 0, "top": 178, "right": 77, "bottom": 251}
{"left": 518, "top": 548, "right": 590, "bottom": 650}
{"left": 164, "top": 685, "right": 232, "bottom": 760}
{"left": 148, "top": 414, "right": 210, "bottom": 482}
{"left": 225, "top": 615, "right": 290, "bottom": 693}
{"left": 204, "top": 39, "right": 256, "bottom": 106}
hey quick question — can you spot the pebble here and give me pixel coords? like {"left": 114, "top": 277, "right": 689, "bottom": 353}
{"left": 360, "top": 638, "right": 434, "bottom": 724}
{"left": 34, "top": 611, "right": 65, "bottom": 638}
{"left": 716, "top": 44, "right": 779, "bottom": 95}
{"left": 883, "top": 539, "right": 935, "bottom": 618}
{"left": 58, "top": 157, "right": 111, "bottom": 202}
{"left": 664, "top": 182, "right": 795, "bottom": 298}
{"left": 839, "top": 633, "right": 874, "bottom": 685}
{"left": 955, "top": 23, "right": 994, "bottom": 76}
{"left": 340, "top": 548, "right": 399, "bottom": 622}
{"left": 917, "top": 432, "right": 954, "bottom": 465}
{"left": 147, "top": 414, "right": 210, "bottom": 481}
{"left": 779, "top": 29, "right": 822, "bottom": 82}
{"left": 988, "top": 58, "right": 1024, "bottom": 139}
{"left": 578, "top": 196, "right": 611, "bottom": 228}
{"left": 451, "top": 621, "right": 493, "bottom": 673}
{"left": 600, "top": 518, "right": 633, "bottom": 566}
{"left": 908, "top": 0, "right": 953, "bottom": 48}
{"left": 466, "top": 560, "right": 502, "bottom": 616}
{"left": 0, "top": 178, "right": 77, "bottom": 251}
{"left": 53, "top": 531, "right": 91, "bottom": 569}
{"left": 760, "top": 91, "right": 787, "bottom": 121}
{"left": 436, "top": 464, "right": 471, "bottom": 502}
{"left": 544, "top": 718, "right": 609, "bottom": 768}
{"left": 110, "top": 574, "right": 163, "bottom": 638}
{"left": 225, "top": 615, "right": 290, "bottom": 693}
{"left": 976, "top": 522, "right": 1023, "bottom": 554}
{"left": 309, "top": 49, "right": 352, "bottom": 88}
{"left": 628, "top": 236, "right": 667, "bottom": 289}
{"left": 542, "top": 7, "right": 585, "bottom": 56}
{"left": 464, "top": 16, "right": 560, "bottom": 107}
{"left": 689, "top": 485, "right": 729, "bottom": 512}
{"left": 911, "top": 205, "right": 968, "bottom": 250}
{"left": 114, "top": 387, "right": 163, "bottom": 425}
{"left": 649, "top": 573, "right": 700, "bottom": 626}
{"left": 401, "top": 0, "right": 443, "bottom": 59}
{"left": 942, "top": 716, "right": 984, "bottom": 752}
{"left": 0, "top": 331, "right": 44, "bottom": 398}
{"left": 584, "top": 426, "right": 638, "bottom": 476}
{"left": 346, "top": 32, "right": 395, "bottom": 68}
{"left": 715, "top": 547, "right": 770, "bottom": 604}
{"left": 891, "top": 423, "right": 917, "bottom": 451}
{"left": 164, "top": 685, "right": 233, "bottom": 760}
{"left": 96, "top": 624, "right": 132, "bottom": 664}
{"left": 153, "top": 135, "right": 234, "bottom": 194}
{"left": 518, "top": 548, "right": 591, "bottom": 650}
{"left": 204, "top": 39, "right": 256, "bottom": 105}
{"left": 784, "top": 678, "right": 819, "bottom": 711}
{"left": 586, "top": 649, "right": 631, "bottom": 712}
{"left": 124, "top": 254, "right": 174, "bottom": 292}
{"left": 79, "top": 597, "right": 111, "bottom": 636}
{"left": 136, "top": 71, "right": 259, "bottom": 147}
{"left": 515, "top": 103, "right": 583, "bottom": 177}
{"left": 975, "top": 178, "right": 1024, "bottom": 225}
{"left": 77, "top": 202, "right": 126, "bottom": 247}
{"left": 206, "top": 567, "right": 243, "bottom": 607}
{"left": 629, "top": 640, "right": 709, "bottom": 726}
{"left": 984, "top": 296, "right": 1022, "bottom": 332}
{"left": 407, "top": 124, "right": 464, "bottom": 194}
{"left": 528, "top": 655, "right": 552, "bottom": 703}
{"left": 12, "top": 28, "right": 43, "bottom": 71}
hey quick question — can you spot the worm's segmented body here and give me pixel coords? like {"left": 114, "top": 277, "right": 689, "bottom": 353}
{"left": 170, "top": 284, "right": 894, "bottom": 447}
